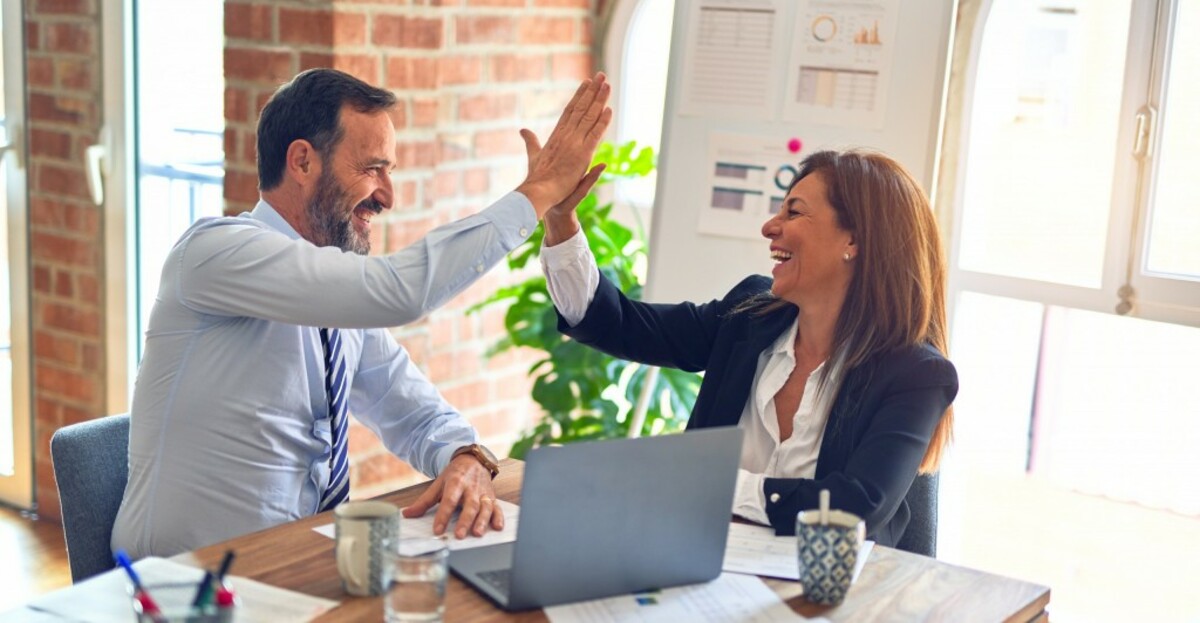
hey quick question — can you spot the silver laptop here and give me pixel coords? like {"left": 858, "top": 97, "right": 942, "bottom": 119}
{"left": 448, "top": 426, "right": 743, "bottom": 611}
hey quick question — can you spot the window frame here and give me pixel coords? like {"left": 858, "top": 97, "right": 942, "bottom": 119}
{"left": 945, "top": 0, "right": 1197, "bottom": 329}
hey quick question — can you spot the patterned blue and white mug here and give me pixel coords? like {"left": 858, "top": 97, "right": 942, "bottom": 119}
{"left": 335, "top": 501, "right": 400, "bottom": 596}
{"left": 795, "top": 508, "right": 865, "bottom": 605}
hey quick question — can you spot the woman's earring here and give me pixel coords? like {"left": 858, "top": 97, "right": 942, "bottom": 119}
{"left": 843, "top": 252, "right": 852, "bottom": 262}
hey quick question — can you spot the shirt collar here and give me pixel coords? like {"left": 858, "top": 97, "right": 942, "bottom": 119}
{"left": 250, "top": 199, "right": 304, "bottom": 241}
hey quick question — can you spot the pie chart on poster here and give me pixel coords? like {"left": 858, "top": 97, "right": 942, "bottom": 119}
{"left": 811, "top": 15, "right": 836, "bottom": 42}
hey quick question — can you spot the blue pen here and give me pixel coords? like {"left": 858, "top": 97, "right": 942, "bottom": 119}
{"left": 115, "top": 550, "right": 166, "bottom": 622}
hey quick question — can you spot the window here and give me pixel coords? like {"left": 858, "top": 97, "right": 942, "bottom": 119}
{"left": 941, "top": 1, "right": 1199, "bottom": 619}
{"left": 603, "top": 0, "right": 676, "bottom": 209}
{"left": 103, "top": 2, "right": 224, "bottom": 408}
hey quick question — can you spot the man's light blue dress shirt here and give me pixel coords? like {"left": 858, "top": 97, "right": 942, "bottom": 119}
{"left": 112, "top": 192, "right": 536, "bottom": 558}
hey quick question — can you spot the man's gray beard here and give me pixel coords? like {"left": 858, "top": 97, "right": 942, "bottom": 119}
{"left": 307, "top": 170, "right": 370, "bottom": 256}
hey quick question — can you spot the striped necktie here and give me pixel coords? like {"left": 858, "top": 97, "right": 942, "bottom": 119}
{"left": 318, "top": 328, "right": 350, "bottom": 512}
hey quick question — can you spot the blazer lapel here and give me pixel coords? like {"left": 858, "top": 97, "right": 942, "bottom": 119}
{"left": 705, "top": 306, "right": 797, "bottom": 427}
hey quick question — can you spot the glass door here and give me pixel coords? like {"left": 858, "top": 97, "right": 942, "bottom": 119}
{"left": 102, "top": 0, "right": 224, "bottom": 407}
{"left": 0, "top": 0, "right": 33, "bottom": 508}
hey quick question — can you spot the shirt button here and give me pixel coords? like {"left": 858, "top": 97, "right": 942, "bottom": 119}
{"left": 476, "top": 264, "right": 484, "bottom": 273}
{"left": 769, "top": 493, "right": 781, "bottom": 504}
{"left": 519, "top": 227, "right": 529, "bottom": 237}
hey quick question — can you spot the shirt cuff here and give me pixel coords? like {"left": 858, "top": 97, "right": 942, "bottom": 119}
{"left": 540, "top": 229, "right": 599, "bottom": 327}
{"left": 480, "top": 191, "right": 539, "bottom": 248}
{"left": 732, "top": 468, "right": 771, "bottom": 526}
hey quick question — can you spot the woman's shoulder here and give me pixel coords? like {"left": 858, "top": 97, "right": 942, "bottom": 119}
{"left": 865, "top": 343, "right": 958, "bottom": 388}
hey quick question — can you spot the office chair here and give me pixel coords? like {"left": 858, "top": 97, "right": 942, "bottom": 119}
{"left": 50, "top": 413, "right": 131, "bottom": 582}
{"left": 895, "top": 473, "right": 939, "bottom": 557}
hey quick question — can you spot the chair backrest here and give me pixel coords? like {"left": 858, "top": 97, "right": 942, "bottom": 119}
{"left": 50, "top": 413, "right": 131, "bottom": 583}
{"left": 895, "top": 473, "right": 939, "bottom": 557}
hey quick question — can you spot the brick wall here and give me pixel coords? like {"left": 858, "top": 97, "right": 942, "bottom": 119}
{"left": 20, "top": 0, "right": 595, "bottom": 520}
{"left": 223, "top": 0, "right": 596, "bottom": 498}
{"left": 26, "top": 0, "right": 106, "bottom": 521}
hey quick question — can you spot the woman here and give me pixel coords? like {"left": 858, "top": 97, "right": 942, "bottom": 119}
{"left": 539, "top": 149, "right": 957, "bottom": 546}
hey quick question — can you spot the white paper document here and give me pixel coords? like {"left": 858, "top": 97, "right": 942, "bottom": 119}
{"left": 313, "top": 499, "right": 521, "bottom": 551}
{"left": 678, "top": 0, "right": 785, "bottom": 118}
{"left": 724, "top": 521, "right": 874, "bottom": 583}
{"left": 699, "top": 132, "right": 799, "bottom": 241}
{"left": 25, "top": 556, "right": 337, "bottom": 623}
{"left": 544, "top": 572, "right": 823, "bottom": 623}
{"left": 782, "top": 0, "right": 900, "bottom": 128}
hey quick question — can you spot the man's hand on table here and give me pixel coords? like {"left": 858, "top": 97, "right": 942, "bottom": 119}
{"left": 402, "top": 454, "right": 505, "bottom": 539}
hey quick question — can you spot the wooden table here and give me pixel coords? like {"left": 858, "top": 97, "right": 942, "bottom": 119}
{"left": 173, "top": 459, "right": 1050, "bottom": 622}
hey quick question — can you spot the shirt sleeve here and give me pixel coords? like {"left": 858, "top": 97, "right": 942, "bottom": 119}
{"left": 540, "top": 228, "right": 599, "bottom": 327}
{"left": 733, "top": 468, "right": 771, "bottom": 526}
{"left": 177, "top": 192, "right": 538, "bottom": 328}
{"left": 348, "top": 328, "right": 476, "bottom": 478}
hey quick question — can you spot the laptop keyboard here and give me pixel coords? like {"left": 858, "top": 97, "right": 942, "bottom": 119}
{"left": 477, "top": 568, "right": 512, "bottom": 597}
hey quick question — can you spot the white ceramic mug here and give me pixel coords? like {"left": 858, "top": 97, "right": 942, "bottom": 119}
{"left": 334, "top": 501, "right": 399, "bottom": 596}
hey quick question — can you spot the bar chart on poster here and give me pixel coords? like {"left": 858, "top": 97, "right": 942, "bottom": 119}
{"left": 645, "top": 0, "right": 955, "bottom": 304}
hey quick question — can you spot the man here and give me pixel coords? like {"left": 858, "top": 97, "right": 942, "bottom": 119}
{"left": 112, "top": 68, "right": 611, "bottom": 558}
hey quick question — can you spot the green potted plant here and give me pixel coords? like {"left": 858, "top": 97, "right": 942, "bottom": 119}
{"left": 470, "top": 141, "right": 702, "bottom": 458}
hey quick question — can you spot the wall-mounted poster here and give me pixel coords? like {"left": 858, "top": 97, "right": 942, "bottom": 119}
{"left": 698, "top": 132, "right": 800, "bottom": 241}
{"left": 678, "top": 0, "right": 786, "bottom": 119}
{"left": 782, "top": 0, "right": 900, "bottom": 129}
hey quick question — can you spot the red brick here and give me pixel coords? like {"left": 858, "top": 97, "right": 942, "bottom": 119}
{"left": 433, "top": 170, "right": 460, "bottom": 198}
{"left": 458, "top": 93, "right": 517, "bottom": 122}
{"left": 464, "top": 168, "right": 490, "bottom": 195}
{"left": 468, "top": 0, "right": 525, "bottom": 6}
{"left": 348, "top": 421, "right": 379, "bottom": 455}
{"left": 455, "top": 16, "right": 515, "bottom": 45}
{"left": 386, "top": 216, "right": 435, "bottom": 250}
{"left": 33, "top": 266, "right": 52, "bottom": 293}
{"left": 56, "top": 57, "right": 93, "bottom": 90}
{"left": 551, "top": 52, "right": 591, "bottom": 79}
{"left": 441, "top": 380, "right": 488, "bottom": 409}
{"left": 225, "top": 2, "right": 274, "bottom": 41}
{"left": 490, "top": 54, "right": 545, "bottom": 82}
{"left": 45, "top": 22, "right": 94, "bottom": 54}
{"left": 35, "top": 364, "right": 98, "bottom": 403}
{"left": 26, "top": 22, "right": 40, "bottom": 51}
{"left": 581, "top": 16, "right": 594, "bottom": 46}
{"left": 53, "top": 268, "right": 73, "bottom": 296}
{"left": 396, "top": 141, "right": 438, "bottom": 169}
{"left": 77, "top": 274, "right": 99, "bottom": 304}
{"left": 30, "top": 128, "right": 72, "bottom": 160}
{"left": 225, "top": 87, "right": 250, "bottom": 123}
{"left": 332, "top": 54, "right": 380, "bottom": 83}
{"left": 35, "top": 162, "right": 92, "bottom": 199}
{"left": 280, "top": 8, "right": 333, "bottom": 47}
{"left": 334, "top": 11, "right": 368, "bottom": 46}
{"left": 33, "top": 0, "right": 95, "bottom": 14}
{"left": 473, "top": 128, "right": 522, "bottom": 158}
{"left": 81, "top": 343, "right": 101, "bottom": 370}
{"left": 27, "top": 56, "right": 54, "bottom": 87}
{"left": 352, "top": 454, "right": 421, "bottom": 492}
{"left": 373, "top": 16, "right": 443, "bottom": 49}
{"left": 299, "top": 52, "right": 335, "bottom": 71}
{"left": 412, "top": 98, "right": 438, "bottom": 128}
{"left": 517, "top": 16, "right": 574, "bottom": 45}
{"left": 28, "top": 92, "right": 94, "bottom": 125}
{"left": 438, "top": 55, "right": 482, "bottom": 85}
{"left": 385, "top": 57, "right": 438, "bottom": 90}
{"left": 227, "top": 169, "right": 261, "bottom": 206}
{"left": 32, "top": 232, "right": 95, "bottom": 265}
{"left": 35, "top": 329, "right": 80, "bottom": 366}
{"left": 224, "top": 47, "right": 295, "bottom": 83}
